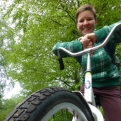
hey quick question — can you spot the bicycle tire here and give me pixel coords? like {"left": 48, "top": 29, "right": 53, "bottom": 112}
{"left": 4, "top": 87, "right": 94, "bottom": 121}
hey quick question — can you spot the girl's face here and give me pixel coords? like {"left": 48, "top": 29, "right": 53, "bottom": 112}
{"left": 76, "top": 10, "right": 97, "bottom": 36}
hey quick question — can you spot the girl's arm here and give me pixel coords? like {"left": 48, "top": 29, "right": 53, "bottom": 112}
{"left": 95, "top": 20, "right": 121, "bottom": 43}
{"left": 52, "top": 40, "right": 83, "bottom": 57}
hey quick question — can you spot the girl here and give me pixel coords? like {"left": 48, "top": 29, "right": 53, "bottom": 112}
{"left": 52, "top": 4, "right": 121, "bottom": 121}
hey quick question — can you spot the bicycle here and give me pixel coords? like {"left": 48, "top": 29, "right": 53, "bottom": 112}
{"left": 4, "top": 23, "right": 121, "bottom": 121}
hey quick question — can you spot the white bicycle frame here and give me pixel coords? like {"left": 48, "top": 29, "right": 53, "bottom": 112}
{"left": 57, "top": 23, "right": 121, "bottom": 121}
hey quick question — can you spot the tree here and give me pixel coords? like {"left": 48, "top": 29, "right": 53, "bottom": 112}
{"left": 1, "top": 0, "right": 121, "bottom": 95}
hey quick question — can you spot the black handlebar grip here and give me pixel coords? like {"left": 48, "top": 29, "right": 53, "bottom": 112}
{"left": 58, "top": 58, "right": 64, "bottom": 70}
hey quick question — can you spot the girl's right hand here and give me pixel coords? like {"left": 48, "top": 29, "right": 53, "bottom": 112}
{"left": 79, "top": 33, "right": 96, "bottom": 49}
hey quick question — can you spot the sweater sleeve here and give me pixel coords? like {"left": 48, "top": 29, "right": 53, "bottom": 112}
{"left": 94, "top": 20, "right": 121, "bottom": 43}
{"left": 52, "top": 39, "right": 83, "bottom": 57}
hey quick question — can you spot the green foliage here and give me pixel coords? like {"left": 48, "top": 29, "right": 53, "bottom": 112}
{"left": 1, "top": 0, "right": 121, "bottom": 93}
{"left": 0, "top": 96, "right": 25, "bottom": 121}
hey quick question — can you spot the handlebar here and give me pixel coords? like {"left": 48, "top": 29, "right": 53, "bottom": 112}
{"left": 57, "top": 23, "right": 121, "bottom": 70}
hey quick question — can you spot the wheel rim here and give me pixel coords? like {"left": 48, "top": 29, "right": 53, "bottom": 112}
{"left": 41, "top": 102, "right": 88, "bottom": 121}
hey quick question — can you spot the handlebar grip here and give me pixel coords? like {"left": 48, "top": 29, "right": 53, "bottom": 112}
{"left": 58, "top": 58, "right": 64, "bottom": 70}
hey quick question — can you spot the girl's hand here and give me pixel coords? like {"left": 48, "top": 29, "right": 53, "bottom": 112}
{"left": 79, "top": 33, "right": 96, "bottom": 49}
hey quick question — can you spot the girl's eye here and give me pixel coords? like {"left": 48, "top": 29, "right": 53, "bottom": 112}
{"left": 87, "top": 18, "right": 93, "bottom": 21}
{"left": 79, "top": 18, "right": 94, "bottom": 23}
{"left": 79, "top": 19, "right": 84, "bottom": 23}
{"left": 79, "top": 20, "right": 83, "bottom": 23}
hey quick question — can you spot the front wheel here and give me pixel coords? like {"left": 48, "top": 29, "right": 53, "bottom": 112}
{"left": 4, "top": 87, "right": 94, "bottom": 121}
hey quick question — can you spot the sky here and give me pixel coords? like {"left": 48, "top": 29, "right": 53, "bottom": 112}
{"left": 3, "top": 82, "right": 22, "bottom": 99}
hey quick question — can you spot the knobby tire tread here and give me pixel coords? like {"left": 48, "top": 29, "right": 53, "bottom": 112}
{"left": 4, "top": 87, "right": 94, "bottom": 121}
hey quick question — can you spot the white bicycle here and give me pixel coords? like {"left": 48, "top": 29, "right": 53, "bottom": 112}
{"left": 4, "top": 24, "right": 121, "bottom": 121}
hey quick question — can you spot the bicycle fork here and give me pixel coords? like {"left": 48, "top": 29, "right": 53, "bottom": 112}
{"left": 84, "top": 52, "right": 95, "bottom": 105}
{"left": 84, "top": 52, "right": 104, "bottom": 121}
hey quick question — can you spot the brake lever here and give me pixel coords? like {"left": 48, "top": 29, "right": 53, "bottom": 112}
{"left": 58, "top": 58, "right": 64, "bottom": 70}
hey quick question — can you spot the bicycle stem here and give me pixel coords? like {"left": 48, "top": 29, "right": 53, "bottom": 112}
{"left": 87, "top": 53, "right": 91, "bottom": 71}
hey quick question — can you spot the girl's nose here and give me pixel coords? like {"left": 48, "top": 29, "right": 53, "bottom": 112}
{"left": 83, "top": 20, "right": 89, "bottom": 25}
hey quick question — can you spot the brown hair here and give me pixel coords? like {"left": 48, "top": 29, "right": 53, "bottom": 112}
{"left": 76, "top": 4, "right": 96, "bottom": 23}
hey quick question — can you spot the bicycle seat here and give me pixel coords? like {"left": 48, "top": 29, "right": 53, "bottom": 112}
{"left": 94, "top": 94, "right": 101, "bottom": 106}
